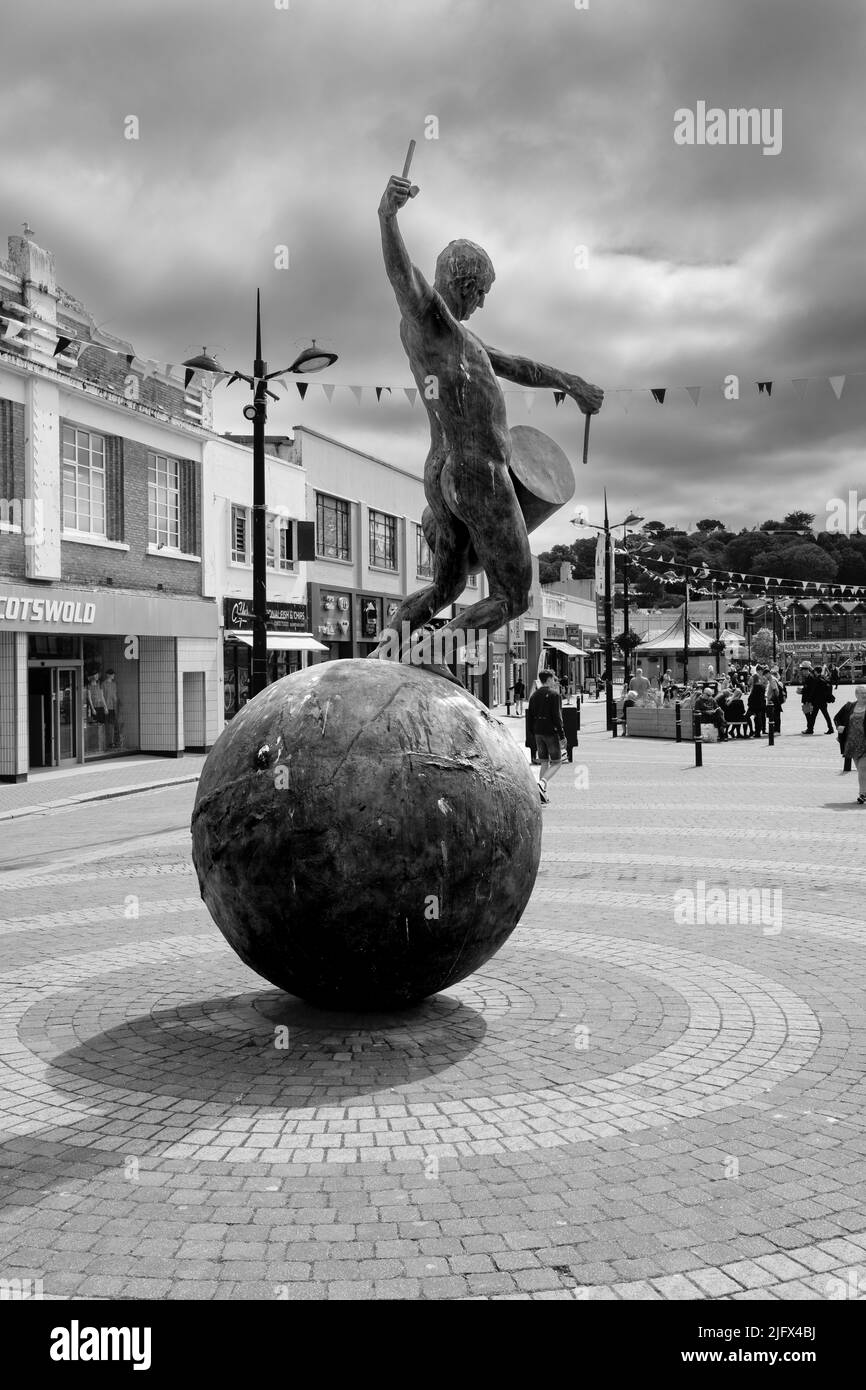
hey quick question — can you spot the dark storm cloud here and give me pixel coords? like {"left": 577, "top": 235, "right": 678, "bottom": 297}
{"left": 2, "top": 0, "right": 864, "bottom": 539}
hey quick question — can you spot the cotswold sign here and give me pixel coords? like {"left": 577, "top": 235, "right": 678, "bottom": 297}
{"left": 0, "top": 595, "right": 96, "bottom": 624}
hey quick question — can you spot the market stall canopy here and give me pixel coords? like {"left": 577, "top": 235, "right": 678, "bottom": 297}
{"left": 636, "top": 614, "right": 714, "bottom": 652}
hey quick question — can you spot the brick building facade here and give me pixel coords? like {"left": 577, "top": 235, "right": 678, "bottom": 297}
{"left": 0, "top": 227, "right": 218, "bottom": 779}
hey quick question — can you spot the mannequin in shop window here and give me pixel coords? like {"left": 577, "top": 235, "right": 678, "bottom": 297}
{"left": 103, "top": 669, "right": 119, "bottom": 749}
{"left": 86, "top": 672, "right": 107, "bottom": 751}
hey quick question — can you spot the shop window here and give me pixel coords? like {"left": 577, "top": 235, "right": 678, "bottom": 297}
{"left": 62, "top": 425, "right": 106, "bottom": 536}
{"left": 316, "top": 493, "right": 351, "bottom": 560}
{"left": 82, "top": 636, "right": 140, "bottom": 759}
{"left": 147, "top": 452, "right": 180, "bottom": 549}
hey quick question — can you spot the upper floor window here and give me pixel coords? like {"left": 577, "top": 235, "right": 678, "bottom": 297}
{"left": 230, "top": 505, "right": 295, "bottom": 571}
{"left": 147, "top": 452, "right": 180, "bottom": 549}
{"left": 369, "top": 509, "right": 398, "bottom": 571}
{"left": 231, "top": 504, "right": 249, "bottom": 564}
{"left": 466, "top": 572, "right": 478, "bottom": 589}
{"left": 276, "top": 517, "right": 294, "bottom": 571}
{"left": 416, "top": 524, "right": 434, "bottom": 579}
{"left": 62, "top": 426, "right": 105, "bottom": 536}
{"left": 316, "top": 492, "right": 351, "bottom": 561}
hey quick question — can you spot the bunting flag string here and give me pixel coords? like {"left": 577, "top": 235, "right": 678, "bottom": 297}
{"left": 1, "top": 306, "right": 863, "bottom": 410}
{"left": 623, "top": 548, "right": 866, "bottom": 599}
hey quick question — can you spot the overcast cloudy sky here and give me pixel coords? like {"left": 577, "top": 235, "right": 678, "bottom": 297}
{"left": 3, "top": 0, "right": 864, "bottom": 550}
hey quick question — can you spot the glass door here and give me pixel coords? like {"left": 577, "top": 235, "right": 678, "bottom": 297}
{"left": 55, "top": 668, "right": 78, "bottom": 764}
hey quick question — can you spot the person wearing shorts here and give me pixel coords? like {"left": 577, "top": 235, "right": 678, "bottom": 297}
{"left": 527, "top": 670, "right": 565, "bottom": 804}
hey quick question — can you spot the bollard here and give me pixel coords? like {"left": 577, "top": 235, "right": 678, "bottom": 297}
{"left": 675, "top": 701, "right": 682, "bottom": 743}
{"left": 693, "top": 712, "right": 703, "bottom": 767}
{"left": 767, "top": 720, "right": 775, "bottom": 747}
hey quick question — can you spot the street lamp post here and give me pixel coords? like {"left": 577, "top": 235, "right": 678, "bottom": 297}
{"left": 571, "top": 505, "right": 643, "bottom": 733}
{"left": 683, "top": 577, "right": 690, "bottom": 685}
{"left": 184, "top": 292, "right": 337, "bottom": 701}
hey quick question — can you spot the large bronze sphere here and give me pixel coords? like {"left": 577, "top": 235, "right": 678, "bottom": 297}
{"left": 191, "top": 660, "right": 542, "bottom": 1009}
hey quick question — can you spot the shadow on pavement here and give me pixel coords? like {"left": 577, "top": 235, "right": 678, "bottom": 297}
{"left": 45, "top": 987, "right": 487, "bottom": 1109}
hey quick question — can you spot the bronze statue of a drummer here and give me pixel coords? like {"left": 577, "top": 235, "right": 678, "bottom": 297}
{"left": 370, "top": 158, "right": 603, "bottom": 667}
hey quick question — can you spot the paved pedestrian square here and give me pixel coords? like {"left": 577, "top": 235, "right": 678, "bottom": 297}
{"left": 1, "top": 711, "right": 865, "bottom": 1301}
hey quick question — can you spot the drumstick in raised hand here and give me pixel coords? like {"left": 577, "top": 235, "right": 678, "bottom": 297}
{"left": 402, "top": 139, "right": 419, "bottom": 197}
{"left": 583, "top": 411, "right": 591, "bottom": 465}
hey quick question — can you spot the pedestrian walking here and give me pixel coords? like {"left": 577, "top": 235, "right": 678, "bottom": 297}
{"left": 512, "top": 677, "right": 525, "bottom": 716}
{"left": 527, "top": 670, "right": 565, "bottom": 805}
{"left": 800, "top": 661, "right": 835, "bottom": 734}
{"left": 834, "top": 685, "right": 866, "bottom": 803}
{"left": 748, "top": 666, "right": 767, "bottom": 737}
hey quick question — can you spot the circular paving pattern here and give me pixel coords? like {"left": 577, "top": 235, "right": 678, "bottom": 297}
{"left": 0, "top": 928, "right": 820, "bottom": 1164}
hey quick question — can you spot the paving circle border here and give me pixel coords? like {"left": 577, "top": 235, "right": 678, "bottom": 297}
{"left": 0, "top": 927, "right": 822, "bottom": 1164}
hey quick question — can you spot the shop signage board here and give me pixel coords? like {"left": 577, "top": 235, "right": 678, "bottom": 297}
{"left": 223, "top": 598, "right": 308, "bottom": 633}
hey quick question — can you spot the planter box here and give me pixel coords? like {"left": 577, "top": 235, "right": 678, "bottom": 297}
{"left": 625, "top": 705, "right": 697, "bottom": 740}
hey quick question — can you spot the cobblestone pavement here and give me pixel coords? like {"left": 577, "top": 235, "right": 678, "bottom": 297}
{"left": 1, "top": 720, "right": 865, "bottom": 1302}
{"left": 0, "top": 755, "right": 206, "bottom": 821}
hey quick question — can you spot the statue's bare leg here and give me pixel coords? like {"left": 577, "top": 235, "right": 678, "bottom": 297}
{"left": 367, "top": 484, "right": 470, "bottom": 678}
{"left": 434, "top": 460, "right": 532, "bottom": 646}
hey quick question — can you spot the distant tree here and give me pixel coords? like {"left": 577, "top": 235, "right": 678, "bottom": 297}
{"left": 751, "top": 543, "right": 838, "bottom": 583}
{"left": 782, "top": 510, "right": 815, "bottom": 533}
{"left": 751, "top": 628, "right": 775, "bottom": 662}
{"left": 759, "top": 519, "right": 785, "bottom": 532}
{"left": 642, "top": 521, "right": 670, "bottom": 539}
{"left": 695, "top": 519, "right": 726, "bottom": 533}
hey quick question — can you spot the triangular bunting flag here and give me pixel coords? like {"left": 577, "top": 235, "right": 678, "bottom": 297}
{"left": 650, "top": 388, "right": 666, "bottom": 405}
{"left": 756, "top": 381, "right": 773, "bottom": 395}
{"left": 829, "top": 375, "right": 846, "bottom": 400}
{"left": 296, "top": 381, "right": 309, "bottom": 401}
{"left": 141, "top": 359, "right": 157, "bottom": 380}
{"left": 53, "top": 335, "right": 74, "bottom": 357}
{"left": 126, "top": 354, "right": 136, "bottom": 367}
{"left": 523, "top": 390, "right": 535, "bottom": 412}
{"left": 375, "top": 386, "right": 392, "bottom": 402}
{"left": 184, "top": 368, "right": 196, "bottom": 389}
{"left": 404, "top": 387, "right": 417, "bottom": 407}
{"left": 553, "top": 390, "right": 566, "bottom": 407}
{"left": 322, "top": 384, "right": 335, "bottom": 403}
{"left": 349, "top": 386, "right": 363, "bottom": 405}
{"left": 685, "top": 386, "right": 701, "bottom": 406}
{"left": 791, "top": 378, "right": 808, "bottom": 399}
{"left": 614, "top": 390, "right": 630, "bottom": 413}
{"left": 2, "top": 318, "right": 26, "bottom": 341}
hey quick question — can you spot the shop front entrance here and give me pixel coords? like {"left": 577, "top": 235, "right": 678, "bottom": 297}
{"left": 27, "top": 664, "right": 81, "bottom": 768}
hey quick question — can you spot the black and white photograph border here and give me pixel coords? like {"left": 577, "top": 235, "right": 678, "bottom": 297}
{"left": 1, "top": 0, "right": 865, "bottom": 1360}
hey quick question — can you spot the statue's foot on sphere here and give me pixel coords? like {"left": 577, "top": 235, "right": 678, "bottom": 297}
{"left": 191, "top": 658, "right": 542, "bottom": 1010}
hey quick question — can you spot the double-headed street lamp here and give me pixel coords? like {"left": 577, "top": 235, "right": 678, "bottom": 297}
{"left": 571, "top": 502, "right": 644, "bottom": 733}
{"left": 184, "top": 292, "right": 337, "bottom": 699}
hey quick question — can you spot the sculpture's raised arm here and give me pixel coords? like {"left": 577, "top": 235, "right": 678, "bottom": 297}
{"left": 378, "top": 175, "right": 434, "bottom": 322}
{"left": 484, "top": 345, "right": 604, "bottom": 416}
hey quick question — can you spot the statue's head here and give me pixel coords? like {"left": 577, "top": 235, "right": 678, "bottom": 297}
{"left": 434, "top": 239, "right": 495, "bottom": 320}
